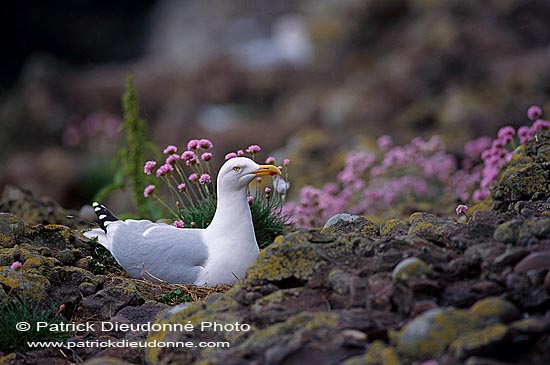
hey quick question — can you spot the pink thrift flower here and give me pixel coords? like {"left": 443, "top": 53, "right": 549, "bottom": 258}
{"left": 198, "top": 138, "right": 214, "bottom": 149}
{"left": 177, "top": 183, "right": 187, "bottom": 192}
{"left": 156, "top": 163, "right": 174, "bottom": 177}
{"left": 181, "top": 150, "right": 197, "bottom": 162}
{"left": 265, "top": 156, "right": 275, "bottom": 164}
{"left": 201, "top": 152, "right": 213, "bottom": 161}
{"left": 532, "top": 119, "right": 550, "bottom": 132}
{"left": 189, "top": 173, "right": 199, "bottom": 182}
{"left": 143, "top": 160, "right": 157, "bottom": 175}
{"left": 491, "top": 139, "right": 505, "bottom": 149}
{"left": 143, "top": 185, "right": 156, "bottom": 197}
{"left": 181, "top": 151, "right": 198, "bottom": 165}
{"left": 264, "top": 187, "right": 272, "bottom": 194}
{"left": 187, "top": 139, "right": 200, "bottom": 150}
{"left": 237, "top": 149, "right": 245, "bottom": 157}
{"left": 283, "top": 159, "right": 290, "bottom": 167}
{"left": 527, "top": 105, "right": 543, "bottom": 121}
{"left": 464, "top": 136, "right": 491, "bottom": 159}
{"left": 163, "top": 145, "right": 178, "bottom": 155}
{"left": 166, "top": 154, "right": 180, "bottom": 165}
{"left": 173, "top": 220, "right": 185, "bottom": 228}
{"left": 55, "top": 304, "right": 66, "bottom": 318}
{"left": 377, "top": 135, "right": 393, "bottom": 151}
{"left": 497, "top": 126, "right": 515, "bottom": 141}
{"left": 473, "top": 189, "right": 489, "bottom": 201}
{"left": 225, "top": 152, "right": 237, "bottom": 160}
{"left": 455, "top": 204, "right": 468, "bottom": 215}
{"left": 247, "top": 196, "right": 253, "bottom": 204}
{"left": 10, "top": 261, "right": 22, "bottom": 271}
{"left": 198, "top": 173, "right": 211, "bottom": 184}
{"left": 517, "top": 126, "right": 533, "bottom": 144}
{"left": 246, "top": 144, "right": 261, "bottom": 154}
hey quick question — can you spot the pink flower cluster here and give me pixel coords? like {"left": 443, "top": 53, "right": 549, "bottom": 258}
{"left": 285, "top": 105, "right": 548, "bottom": 227}
{"left": 142, "top": 138, "right": 290, "bottom": 227}
{"left": 142, "top": 138, "right": 217, "bottom": 222}
{"left": 226, "top": 144, "right": 264, "bottom": 160}
{"left": 285, "top": 135, "right": 458, "bottom": 227}
{"left": 62, "top": 112, "right": 121, "bottom": 148}
{"left": 10, "top": 261, "right": 22, "bottom": 271}
{"left": 471, "top": 105, "right": 549, "bottom": 201}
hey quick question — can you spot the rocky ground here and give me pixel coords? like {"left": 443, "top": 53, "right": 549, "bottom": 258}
{"left": 0, "top": 134, "right": 549, "bottom": 365}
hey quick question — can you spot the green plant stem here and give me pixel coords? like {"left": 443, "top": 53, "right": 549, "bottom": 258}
{"left": 152, "top": 194, "right": 179, "bottom": 219}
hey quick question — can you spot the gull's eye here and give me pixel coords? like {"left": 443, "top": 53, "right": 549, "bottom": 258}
{"left": 233, "top": 166, "right": 241, "bottom": 172}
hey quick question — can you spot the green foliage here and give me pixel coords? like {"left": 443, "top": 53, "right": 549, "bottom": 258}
{"left": 159, "top": 288, "right": 192, "bottom": 305}
{"left": 94, "top": 73, "right": 160, "bottom": 218}
{"left": 175, "top": 193, "right": 290, "bottom": 248}
{"left": 178, "top": 194, "right": 217, "bottom": 229}
{"left": 250, "top": 195, "right": 291, "bottom": 249}
{"left": 0, "top": 293, "right": 69, "bottom": 353}
{"left": 86, "top": 236, "right": 121, "bottom": 275}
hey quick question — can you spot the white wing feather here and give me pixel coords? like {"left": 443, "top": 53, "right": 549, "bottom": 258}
{"left": 86, "top": 220, "right": 208, "bottom": 283}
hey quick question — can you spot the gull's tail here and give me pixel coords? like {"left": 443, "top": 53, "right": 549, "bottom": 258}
{"left": 92, "top": 202, "right": 119, "bottom": 232}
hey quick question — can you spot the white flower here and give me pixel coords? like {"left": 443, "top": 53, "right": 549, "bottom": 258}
{"left": 274, "top": 177, "right": 290, "bottom": 195}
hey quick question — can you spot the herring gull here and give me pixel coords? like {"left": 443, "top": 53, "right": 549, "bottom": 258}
{"left": 84, "top": 157, "right": 281, "bottom": 286}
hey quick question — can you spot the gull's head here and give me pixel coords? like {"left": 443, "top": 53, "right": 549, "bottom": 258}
{"left": 217, "top": 157, "right": 281, "bottom": 193}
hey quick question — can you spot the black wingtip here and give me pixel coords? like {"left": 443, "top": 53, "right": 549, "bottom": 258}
{"left": 92, "top": 202, "right": 119, "bottom": 232}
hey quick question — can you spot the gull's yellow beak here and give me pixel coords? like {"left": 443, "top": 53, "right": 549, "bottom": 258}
{"left": 253, "top": 165, "right": 282, "bottom": 177}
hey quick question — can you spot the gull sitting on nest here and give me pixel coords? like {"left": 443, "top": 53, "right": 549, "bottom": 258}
{"left": 84, "top": 157, "right": 281, "bottom": 286}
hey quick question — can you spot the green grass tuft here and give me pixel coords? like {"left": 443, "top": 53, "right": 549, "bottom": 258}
{"left": 0, "top": 294, "right": 70, "bottom": 353}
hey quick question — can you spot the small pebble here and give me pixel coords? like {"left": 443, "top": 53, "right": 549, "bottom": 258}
{"left": 514, "top": 252, "right": 550, "bottom": 273}
{"left": 392, "top": 257, "right": 431, "bottom": 282}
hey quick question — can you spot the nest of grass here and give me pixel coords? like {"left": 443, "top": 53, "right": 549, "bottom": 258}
{"left": 102, "top": 271, "right": 232, "bottom": 305}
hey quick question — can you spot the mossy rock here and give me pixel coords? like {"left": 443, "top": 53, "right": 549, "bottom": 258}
{"left": 469, "top": 297, "right": 520, "bottom": 323}
{"left": 492, "top": 131, "right": 550, "bottom": 212}
{"left": 408, "top": 212, "right": 457, "bottom": 246}
{"left": 0, "top": 268, "right": 50, "bottom": 301}
{"left": 0, "top": 213, "right": 26, "bottom": 248}
{"left": 449, "top": 323, "right": 508, "bottom": 359}
{"left": 146, "top": 300, "right": 250, "bottom": 365}
{"left": 494, "top": 218, "right": 550, "bottom": 245}
{"left": 394, "top": 308, "right": 484, "bottom": 359}
{"left": 322, "top": 214, "right": 380, "bottom": 236}
{"left": 244, "top": 229, "right": 335, "bottom": 285}
{"left": 343, "top": 340, "right": 402, "bottom": 365}
{"left": 0, "top": 185, "right": 82, "bottom": 228}
{"left": 0, "top": 353, "right": 17, "bottom": 365}
{"left": 391, "top": 257, "right": 431, "bottom": 283}
{"left": 380, "top": 219, "right": 410, "bottom": 237}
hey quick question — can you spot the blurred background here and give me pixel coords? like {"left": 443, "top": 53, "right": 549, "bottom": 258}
{"left": 0, "top": 0, "right": 549, "bottom": 213}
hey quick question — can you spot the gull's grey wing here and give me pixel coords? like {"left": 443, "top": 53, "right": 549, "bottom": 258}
{"left": 105, "top": 220, "right": 209, "bottom": 283}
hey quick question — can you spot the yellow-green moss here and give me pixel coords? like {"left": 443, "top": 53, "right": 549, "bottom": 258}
{"left": 344, "top": 340, "right": 402, "bottom": 365}
{"left": 0, "top": 268, "right": 50, "bottom": 301}
{"left": 245, "top": 233, "right": 325, "bottom": 282}
{"left": 391, "top": 257, "right": 431, "bottom": 282}
{"left": 509, "top": 318, "right": 547, "bottom": 334}
{"left": 0, "top": 353, "right": 17, "bottom": 365}
{"left": 450, "top": 323, "right": 508, "bottom": 359}
{"left": 469, "top": 297, "right": 519, "bottom": 323}
{"left": 365, "top": 341, "right": 387, "bottom": 364}
{"left": 238, "top": 312, "right": 338, "bottom": 350}
{"left": 22, "top": 255, "right": 59, "bottom": 276}
{"left": 396, "top": 308, "right": 484, "bottom": 359}
{"left": 380, "top": 347, "right": 401, "bottom": 365}
{"left": 146, "top": 301, "right": 250, "bottom": 364}
{"left": 380, "top": 219, "right": 408, "bottom": 236}
{"left": 0, "top": 233, "right": 15, "bottom": 248}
